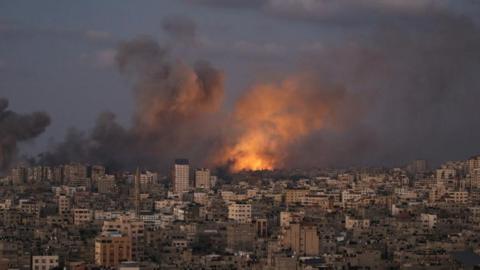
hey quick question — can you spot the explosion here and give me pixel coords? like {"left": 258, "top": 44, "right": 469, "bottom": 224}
{"left": 215, "top": 75, "right": 349, "bottom": 172}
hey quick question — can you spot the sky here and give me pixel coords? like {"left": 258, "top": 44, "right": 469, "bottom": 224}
{"left": 1, "top": 0, "right": 480, "bottom": 170}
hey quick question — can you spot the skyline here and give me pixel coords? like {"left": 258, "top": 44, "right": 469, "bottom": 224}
{"left": 1, "top": 0, "right": 480, "bottom": 171}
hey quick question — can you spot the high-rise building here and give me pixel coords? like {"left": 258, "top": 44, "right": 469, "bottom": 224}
{"left": 173, "top": 159, "right": 190, "bottom": 194}
{"left": 134, "top": 168, "right": 141, "bottom": 216}
{"left": 10, "top": 166, "right": 27, "bottom": 185}
{"left": 195, "top": 168, "right": 210, "bottom": 189}
{"left": 95, "top": 231, "right": 132, "bottom": 268}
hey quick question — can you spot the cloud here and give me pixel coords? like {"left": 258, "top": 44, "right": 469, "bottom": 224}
{"left": 186, "top": 0, "right": 267, "bottom": 8}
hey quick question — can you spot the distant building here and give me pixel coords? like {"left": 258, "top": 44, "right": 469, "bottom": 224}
{"left": 102, "top": 215, "right": 145, "bottom": 261}
{"left": 195, "top": 168, "right": 211, "bottom": 189}
{"left": 58, "top": 195, "right": 71, "bottom": 215}
{"left": 10, "top": 166, "right": 27, "bottom": 185}
{"left": 97, "top": 175, "right": 116, "bottom": 194}
{"left": 228, "top": 203, "right": 252, "bottom": 223}
{"left": 95, "top": 231, "right": 131, "bottom": 268}
{"left": 173, "top": 159, "right": 190, "bottom": 194}
{"left": 421, "top": 213, "right": 437, "bottom": 230}
{"left": 282, "top": 223, "right": 319, "bottom": 256}
{"left": 73, "top": 208, "right": 93, "bottom": 225}
{"left": 32, "top": 255, "right": 59, "bottom": 270}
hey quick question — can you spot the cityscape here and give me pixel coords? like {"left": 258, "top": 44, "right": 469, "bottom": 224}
{"left": 2, "top": 157, "right": 480, "bottom": 269}
{"left": 2, "top": 0, "right": 480, "bottom": 269}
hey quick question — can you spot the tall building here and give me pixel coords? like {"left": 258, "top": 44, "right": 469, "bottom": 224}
{"left": 173, "top": 159, "right": 190, "bottom": 194}
{"left": 58, "top": 195, "right": 71, "bottom": 215}
{"left": 95, "top": 231, "right": 132, "bottom": 268}
{"left": 195, "top": 168, "right": 210, "bottom": 189}
{"left": 134, "top": 168, "right": 141, "bottom": 216}
{"left": 10, "top": 166, "right": 27, "bottom": 185}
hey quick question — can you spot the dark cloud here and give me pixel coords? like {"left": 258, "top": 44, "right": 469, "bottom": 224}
{"left": 0, "top": 98, "right": 50, "bottom": 171}
{"left": 186, "top": 0, "right": 267, "bottom": 8}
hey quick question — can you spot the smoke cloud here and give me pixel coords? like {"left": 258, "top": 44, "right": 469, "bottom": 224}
{"left": 41, "top": 36, "right": 224, "bottom": 170}
{"left": 162, "top": 15, "right": 197, "bottom": 45}
{"left": 0, "top": 98, "right": 50, "bottom": 171}
{"left": 214, "top": 75, "right": 364, "bottom": 171}
{"left": 37, "top": 2, "right": 480, "bottom": 170}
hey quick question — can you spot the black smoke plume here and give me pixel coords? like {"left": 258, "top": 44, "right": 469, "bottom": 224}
{"left": 0, "top": 98, "right": 50, "bottom": 171}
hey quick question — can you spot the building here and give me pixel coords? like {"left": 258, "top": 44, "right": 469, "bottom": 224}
{"left": 226, "top": 223, "right": 255, "bottom": 252}
{"left": 64, "top": 163, "right": 88, "bottom": 184}
{"left": 58, "top": 195, "right": 71, "bottom": 215}
{"left": 345, "top": 216, "right": 370, "bottom": 230}
{"left": 421, "top": 213, "right": 437, "bottom": 230}
{"left": 195, "top": 168, "right": 211, "bottom": 189}
{"left": 97, "top": 175, "right": 116, "bottom": 194}
{"left": 95, "top": 231, "right": 131, "bottom": 268}
{"left": 173, "top": 159, "right": 190, "bottom": 194}
{"left": 91, "top": 165, "right": 106, "bottom": 182}
{"left": 102, "top": 215, "right": 145, "bottom": 261}
{"left": 285, "top": 189, "right": 309, "bottom": 205}
{"left": 228, "top": 203, "right": 252, "bottom": 223}
{"left": 256, "top": 218, "right": 268, "bottom": 238}
{"left": 10, "top": 166, "right": 27, "bottom": 185}
{"left": 32, "top": 255, "right": 59, "bottom": 270}
{"left": 73, "top": 208, "right": 93, "bottom": 225}
{"left": 282, "top": 223, "right": 319, "bottom": 256}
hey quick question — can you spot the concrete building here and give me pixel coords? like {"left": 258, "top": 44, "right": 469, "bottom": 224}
{"left": 195, "top": 168, "right": 210, "bottom": 189}
{"left": 73, "top": 208, "right": 93, "bottom": 225}
{"left": 95, "top": 231, "right": 132, "bottom": 268}
{"left": 58, "top": 195, "right": 71, "bottom": 215}
{"left": 173, "top": 159, "right": 190, "bottom": 194}
{"left": 32, "top": 255, "right": 59, "bottom": 270}
{"left": 97, "top": 175, "right": 116, "bottom": 194}
{"left": 421, "top": 213, "right": 437, "bottom": 230}
{"left": 228, "top": 203, "right": 252, "bottom": 223}
{"left": 282, "top": 223, "right": 319, "bottom": 256}
{"left": 102, "top": 215, "right": 145, "bottom": 261}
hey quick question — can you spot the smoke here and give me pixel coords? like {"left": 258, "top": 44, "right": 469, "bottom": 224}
{"left": 37, "top": 2, "right": 480, "bottom": 170}
{"left": 0, "top": 98, "right": 50, "bottom": 171}
{"left": 41, "top": 36, "right": 224, "bottom": 170}
{"left": 214, "top": 75, "right": 364, "bottom": 171}
{"left": 162, "top": 15, "right": 197, "bottom": 45}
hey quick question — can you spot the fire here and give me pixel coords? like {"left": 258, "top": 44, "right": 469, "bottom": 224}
{"left": 216, "top": 75, "right": 346, "bottom": 172}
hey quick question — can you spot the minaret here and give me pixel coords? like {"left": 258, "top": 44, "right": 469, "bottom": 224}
{"left": 134, "top": 167, "right": 141, "bottom": 217}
